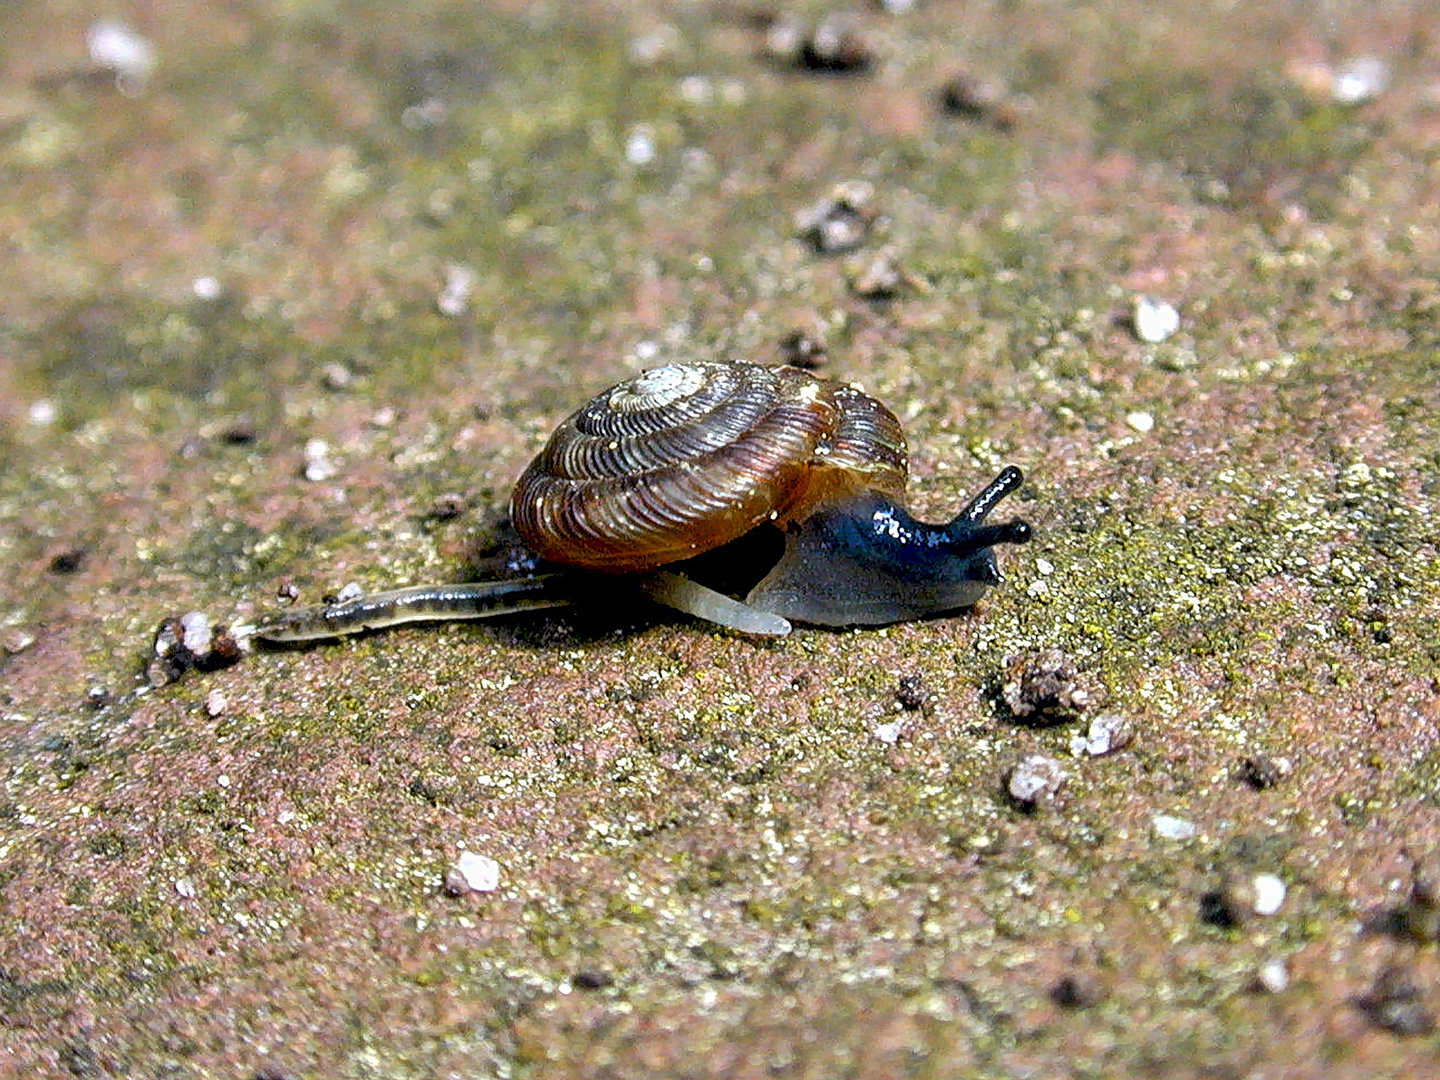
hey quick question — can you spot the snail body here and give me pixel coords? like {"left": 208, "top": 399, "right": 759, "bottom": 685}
{"left": 254, "top": 361, "right": 1030, "bottom": 642}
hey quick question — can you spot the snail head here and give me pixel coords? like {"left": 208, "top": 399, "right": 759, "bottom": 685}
{"left": 742, "top": 465, "right": 1031, "bottom": 626}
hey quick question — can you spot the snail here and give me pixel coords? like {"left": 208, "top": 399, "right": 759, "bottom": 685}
{"left": 253, "top": 361, "right": 1031, "bottom": 642}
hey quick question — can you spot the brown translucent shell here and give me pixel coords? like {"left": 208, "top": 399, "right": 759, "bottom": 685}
{"left": 511, "top": 362, "right": 909, "bottom": 572}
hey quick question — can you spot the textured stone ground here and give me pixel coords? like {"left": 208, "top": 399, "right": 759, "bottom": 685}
{"left": 2, "top": 1, "right": 1438, "bottom": 1076}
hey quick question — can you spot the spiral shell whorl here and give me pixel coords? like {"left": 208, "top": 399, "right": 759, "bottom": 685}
{"left": 511, "top": 362, "right": 908, "bottom": 571}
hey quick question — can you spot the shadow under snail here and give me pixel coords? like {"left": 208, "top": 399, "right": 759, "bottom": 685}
{"left": 253, "top": 361, "right": 1031, "bottom": 642}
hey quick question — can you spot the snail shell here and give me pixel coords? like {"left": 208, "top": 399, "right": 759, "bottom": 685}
{"left": 511, "top": 361, "right": 908, "bottom": 571}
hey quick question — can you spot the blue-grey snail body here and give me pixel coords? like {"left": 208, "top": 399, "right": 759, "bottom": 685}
{"left": 252, "top": 361, "right": 1030, "bottom": 642}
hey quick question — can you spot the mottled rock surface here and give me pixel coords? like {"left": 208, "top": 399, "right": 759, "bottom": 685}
{"left": 1, "top": 1, "right": 1438, "bottom": 1077}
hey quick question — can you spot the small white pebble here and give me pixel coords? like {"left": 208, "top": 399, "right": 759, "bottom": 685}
{"left": 719, "top": 79, "right": 748, "bottom": 106}
{"left": 447, "top": 851, "right": 501, "bottom": 894}
{"left": 625, "top": 125, "right": 657, "bottom": 166}
{"left": 1035, "top": 558, "right": 1054, "bottom": 575}
{"left": 205, "top": 689, "right": 227, "bottom": 717}
{"left": 1134, "top": 295, "right": 1180, "bottom": 343}
{"left": 1070, "top": 712, "right": 1130, "bottom": 757}
{"left": 1008, "top": 754, "right": 1068, "bottom": 807}
{"left": 1252, "top": 873, "right": 1287, "bottom": 915}
{"left": 29, "top": 400, "right": 57, "bottom": 425}
{"left": 86, "top": 19, "right": 156, "bottom": 85}
{"left": 437, "top": 263, "right": 476, "bottom": 316}
{"left": 873, "top": 720, "right": 904, "bottom": 745}
{"left": 180, "top": 611, "right": 212, "bottom": 656}
{"left": 1332, "top": 56, "right": 1389, "bottom": 105}
{"left": 765, "top": 18, "right": 805, "bottom": 60}
{"left": 192, "top": 276, "right": 222, "bottom": 300}
{"left": 1026, "top": 578, "right": 1050, "bottom": 598}
{"left": 321, "top": 363, "right": 353, "bottom": 391}
{"left": 174, "top": 876, "right": 197, "bottom": 899}
{"left": 629, "top": 26, "right": 679, "bottom": 65}
{"left": 3, "top": 629, "right": 37, "bottom": 654}
{"left": 303, "top": 438, "right": 337, "bottom": 482}
{"left": 678, "top": 75, "right": 713, "bottom": 104}
{"left": 217, "top": 773, "right": 231, "bottom": 789}
{"left": 1126, "top": 411, "right": 1155, "bottom": 433}
{"left": 1256, "top": 959, "right": 1289, "bottom": 993}
{"left": 1153, "top": 813, "right": 1197, "bottom": 840}
{"left": 335, "top": 582, "right": 364, "bottom": 603}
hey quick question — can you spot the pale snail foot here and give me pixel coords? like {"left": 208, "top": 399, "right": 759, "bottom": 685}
{"left": 637, "top": 571, "right": 792, "bottom": 637}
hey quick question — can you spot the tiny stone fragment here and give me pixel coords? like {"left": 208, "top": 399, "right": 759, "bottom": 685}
{"left": 1200, "top": 872, "right": 1257, "bottom": 928}
{"left": 48, "top": 546, "right": 88, "bottom": 574}
{"left": 1255, "top": 959, "right": 1289, "bottom": 994}
{"left": 181, "top": 611, "right": 212, "bottom": 657}
{"left": 796, "top": 181, "right": 878, "bottom": 254}
{"left": 764, "top": 16, "right": 806, "bottom": 62}
{"left": 1359, "top": 965, "right": 1437, "bottom": 1036}
{"left": 149, "top": 617, "right": 189, "bottom": 687}
{"left": 1153, "top": 813, "right": 1196, "bottom": 841}
{"left": 1240, "top": 753, "right": 1292, "bottom": 789}
{"left": 148, "top": 612, "right": 245, "bottom": 686}
{"left": 573, "top": 969, "right": 614, "bottom": 990}
{"left": 1069, "top": 712, "right": 1131, "bottom": 757}
{"left": 426, "top": 492, "right": 468, "bottom": 520}
{"left": 779, "top": 326, "right": 827, "bottom": 369}
{"left": 895, "top": 672, "right": 930, "bottom": 711}
{"left": 1007, "top": 754, "right": 1068, "bottom": 809}
{"left": 86, "top": 19, "right": 156, "bottom": 88}
{"left": 1125, "top": 410, "right": 1155, "bottom": 433}
{"left": 1050, "top": 970, "right": 1106, "bottom": 1009}
{"left": 1252, "top": 873, "right": 1286, "bottom": 916}
{"left": 207, "top": 626, "right": 244, "bottom": 669}
{"left": 1002, "top": 648, "right": 1101, "bottom": 724}
{"left": 303, "top": 438, "right": 338, "bottom": 482}
{"left": 192, "top": 275, "right": 223, "bottom": 300}
{"left": 849, "top": 250, "right": 921, "bottom": 299}
{"left": 321, "top": 363, "right": 354, "bottom": 391}
{"left": 1133, "top": 295, "right": 1180, "bottom": 343}
{"left": 790, "top": 15, "right": 874, "bottom": 74}
{"left": 445, "top": 851, "right": 501, "bottom": 895}
{"left": 218, "top": 423, "right": 257, "bottom": 445}
{"left": 205, "top": 689, "right": 228, "bottom": 717}
{"left": 629, "top": 25, "right": 680, "bottom": 66}
{"left": 437, "top": 263, "right": 476, "bottom": 316}
{"left": 873, "top": 719, "right": 904, "bottom": 745}
{"left": 3, "top": 629, "right": 37, "bottom": 654}
{"left": 1332, "top": 56, "right": 1389, "bottom": 105}
{"left": 624, "top": 124, "right": 657, "bottom": 166}
{"left": 937, "top": 73, "right": 1016, "bottom": 130}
